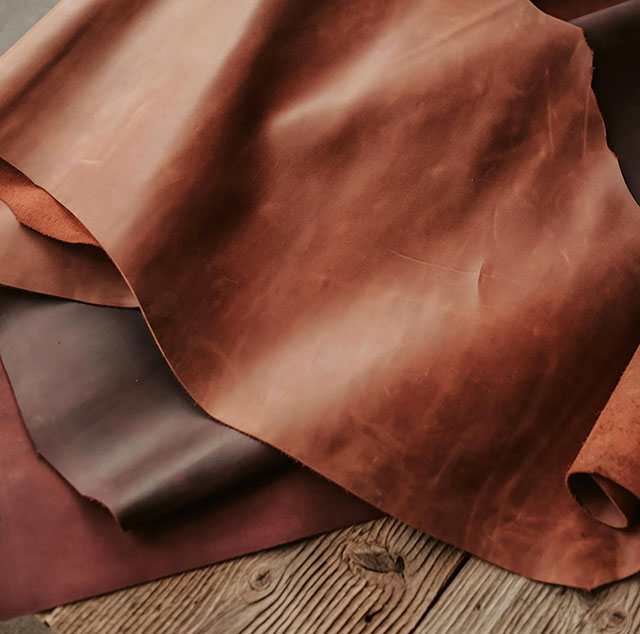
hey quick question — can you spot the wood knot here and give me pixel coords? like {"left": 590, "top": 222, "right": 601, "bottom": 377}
{"left": 248, "top": 567, "right": 273, "bottom": 592}
{"left": 346, "top": 543, "right": 405, "bottom": 576}
{"left": 593, "top": 607, "right": 626, "bottom": 632}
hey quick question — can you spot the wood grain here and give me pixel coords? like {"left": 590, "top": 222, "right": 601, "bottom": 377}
{"left": 40, "top": 516, "right": 640, "bottom": 633}
{"left": 418, "top": 556, "right": 640, "bottom": 634}
{"left": 40, "top": 518, "right": 465, "bottom": 633}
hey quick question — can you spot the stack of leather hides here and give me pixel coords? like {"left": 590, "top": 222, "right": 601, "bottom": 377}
{"left": 2, "top": 0, "right": 640, "bottom": 619}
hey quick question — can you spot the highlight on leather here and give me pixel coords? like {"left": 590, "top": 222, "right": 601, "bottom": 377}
{"left": 5, "top": 0, "right": 640, "bottom": 619}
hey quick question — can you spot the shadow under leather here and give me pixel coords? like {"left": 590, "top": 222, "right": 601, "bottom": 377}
{"left": 532, "top": 0, "right": 627, "bottom": 20}
{"left": 0, "top": 286, "right": 292, "bottom": 529}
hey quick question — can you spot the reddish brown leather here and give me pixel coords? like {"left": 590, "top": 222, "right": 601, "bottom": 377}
{"left": 0, "top": 158, "right": 97, "bottom": 245}
{"left": 0, "top": 358, "right": 378, "bottom": 619}
{"left": 5, "top": 0, "right": 640, "bottom": 609}
{"left": 0, "top": 198, "right": 135, "bottom": 306}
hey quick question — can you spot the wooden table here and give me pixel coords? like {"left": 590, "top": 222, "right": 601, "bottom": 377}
{"left": 35, "top": 518, "right": 640, "bottom": 633}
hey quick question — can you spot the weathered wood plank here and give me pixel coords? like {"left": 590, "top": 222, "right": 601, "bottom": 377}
{"left": 40, "top": 518, "right": 464, "bottom": 634}
{"left": 417, "top": 555, "right": 640, "bottom": 634}
{"left": 38, "top": 516, "right": 640, "bottom": 633}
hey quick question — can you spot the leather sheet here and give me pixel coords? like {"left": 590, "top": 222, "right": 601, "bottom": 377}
{"left": 5, "top": 0, "right": 640, "bottom": 618}
{"left": 0, "top": 355, "right": 376, "bottom": 619}
{"left": 0, "top": 287, "right": 293, "bottom": 529}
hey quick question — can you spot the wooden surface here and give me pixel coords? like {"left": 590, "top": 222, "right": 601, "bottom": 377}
{"left": 37, "top": 517, "right": 640, "bottom": 633}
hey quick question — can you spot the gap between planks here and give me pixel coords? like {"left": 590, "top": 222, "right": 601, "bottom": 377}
{"left": 417, "top": 556, "right": 640, "bottom": 634}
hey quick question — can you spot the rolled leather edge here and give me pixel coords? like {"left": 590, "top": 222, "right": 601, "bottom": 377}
{"left": 567, "top": 346, "right": 640, "bottom": 528}
{"left": 567, "top": 473, "right": 639, "bottom": 529}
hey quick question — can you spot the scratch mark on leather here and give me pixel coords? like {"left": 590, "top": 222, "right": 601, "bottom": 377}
{"left": 545, "top": 69, "right": 555, "bottom": 154}
{"left": 386, "top": 247, "right": 477, "bottom": 276}
{"left": 387, "top": 247, "right": 519, "bottom": 287}
{"left": 582, "top": 78, "right": 591, "bottom": 158}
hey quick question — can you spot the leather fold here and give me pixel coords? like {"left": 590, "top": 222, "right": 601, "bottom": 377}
{"left": 0, "top": 198, "right": 136, "bottom": 307}
{"left": 0, "top": 158, "right": 98, "bottom": 246}
{"left": 567, "top": 348, "right": 640, "bottom": 529}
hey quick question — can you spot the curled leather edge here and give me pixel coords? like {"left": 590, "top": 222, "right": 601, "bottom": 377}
{"left": 0, "top": 155, "right": 137, "bottom": 307}
{"left": 0, "top": 158, "right": 98, "bottom": 245}
{"left": 0, "top": 287, "right": 295, "bottom": 530}
{"left": 0, "top": 197, "right": 136, "bottom": 307}
{"left": 567, "top": 345, "right": 640, "bottom": 528}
